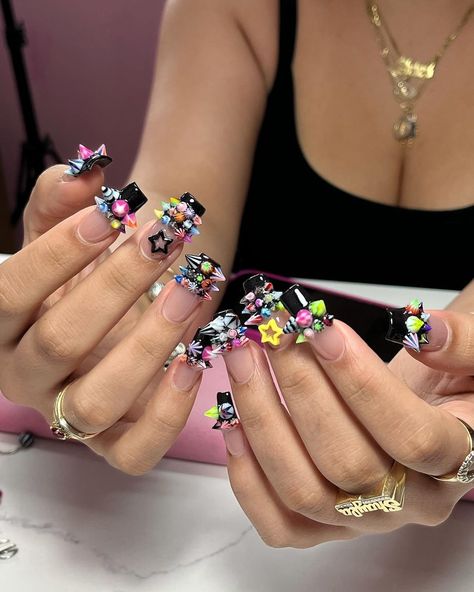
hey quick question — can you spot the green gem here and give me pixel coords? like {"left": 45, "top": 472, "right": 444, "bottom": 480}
{"left": 405, "top": 315, "right": 424, "bottom": 333}
{"left": 313, "top": 319, "right": 324, "bottom": 332}
{"left": 201, "top": 262, "right": 212, "bottom": 274}
{"left": 309, "top": 300, "right": 327, "bottom": 317}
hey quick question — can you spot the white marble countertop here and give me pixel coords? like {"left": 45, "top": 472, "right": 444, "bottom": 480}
{"left": 1, "top": 435, "right": 474, "bottom": 592}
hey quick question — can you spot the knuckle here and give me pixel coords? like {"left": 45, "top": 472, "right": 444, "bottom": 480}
{"left": 102, "top": 258, "right": 139, "bottom": 298}
{"left": 399, "top": 421, "right": 445, "bottom": 467}
{"left": 111, "top": 450, "right": 153, "bottom": 476}
{"left": 148, "top": 405, "right": 186, "bottom": 435}
{"left": 34, "top": 316, "right": 78, "bottom": 362}
{"left": 259, "top": 528, "right": 293, "bottom": 549}
{"left": 285, "top": 484, "right": 325, "bottom": 517}
{"left": 68, "top": 393, "right": 111, "bottom": 432}
{"left": 0, "top": 270, "right": 24, "bottom": 318}
{"left": 345, "top": 370, "right": 378, "bottom": 406}
{"left": 328, "top": 456, "right": 388, "bottom": 493}
{"left": 133, "top": 333, "right": 165, "bottom": 364}
{"left": 277, "top": 367, "right": 314, "bottom": 401}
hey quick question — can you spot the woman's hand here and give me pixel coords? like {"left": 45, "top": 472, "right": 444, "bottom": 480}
{"left": 221, "top": 310, "right": 474, "bottom": 548}
{"left": 0, "top": 165, "right": 209, "bottom": 474}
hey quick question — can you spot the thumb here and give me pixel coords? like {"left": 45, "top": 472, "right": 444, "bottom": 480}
{"left": 23, "top": 162, "right": 105, "bottom": 245}
{"left": 407, "top": 310, "right": 474, "bottom": 375}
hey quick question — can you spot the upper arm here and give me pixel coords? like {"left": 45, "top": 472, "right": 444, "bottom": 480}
{"left": 131, "top": 0, "right": 278, "bottom": 273}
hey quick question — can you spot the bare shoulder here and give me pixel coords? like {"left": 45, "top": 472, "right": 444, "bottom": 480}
{"left": 164, "top": 0, "right": 279, "bottom": 91}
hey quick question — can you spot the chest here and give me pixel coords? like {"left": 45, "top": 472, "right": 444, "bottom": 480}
{"left": 291, "top": 0, "right": 474, "bottom": 209}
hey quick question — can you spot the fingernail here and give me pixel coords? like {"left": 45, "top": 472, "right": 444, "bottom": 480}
{"left": 385, "top": 299, "right": 433, "bottom": 353}
{"left": 76, "top": 208, "right": 116, "bottom": 243}
{"left": 172, "top": 357, "right": 202, "bottom": 391}
{"left": 225, "top": 344, "right": 255, "bottom": 384}
{"left": 154, "top": 192, "right": 205, "bottom": 243}
{"left": 162, "top": 281, "right": 201, "bottom": 323}
{"left": 62, "top": 170, "right": 78, "bottom": 182}
{"left": 309, "top": 322, "right": 345, "bottom": 361}
{"left": 140, "top": 221, "right": 179, "bottom": 262}
{"left": 64, "top": 143, "right": 112, "bottom": 177}
{"left": 222, "top": 427, "right": 246, "bottom": 457}
{"left": 97, "top": 182, "right": 148, "bottom": 234}
{"left": 417, "top": 313, "right": 449, "bottom": 351}
{"left": 174, "top": 252, "right": 225, "bottom": 300}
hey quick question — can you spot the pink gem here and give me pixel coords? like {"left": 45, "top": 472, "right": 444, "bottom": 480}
{"left": 78, "top": 144, "right": 94, "bottom": 159}
{"left": 296, "top": 309, "right": 313, "bottom": 328}
{"left": 232, "top": 339, "right": 242, "bottom": 348}
{"left": 303, "top": 328, "right": 314, "bottom": 338}
{"left": 111, "top": 199, "right": 130, "bottom": 218}
{"left": 255, "top": 298, "right": 263, "bottom": 307}
{"left": 177, "top": 202, "right": 187, "bottom": 212}
{"left": 202, "top": 346, "right": 215, "bottom": 361}
{"left": 227, "top": 329, "right": 238, "bottom": 338}
{"left": 245, "top": 292, "right": 255, "bottom": 301}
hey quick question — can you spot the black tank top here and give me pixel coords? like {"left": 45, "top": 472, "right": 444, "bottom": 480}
{"left": 233, "top": 0, "right": 473, "bottom": 290}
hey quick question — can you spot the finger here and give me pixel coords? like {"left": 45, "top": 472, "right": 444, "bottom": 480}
{"left": 0, "top": 206, "right": 118, "bottom": 346}
{"left": 225, "top": 427, "right": 353, "bottom": 548}
{"left": 222, "top": 341, "right": 343, "bottom": 525}
{"left": 406, "top": 311, "right": 474, "bottom": 375}
{"left": 60, "top": 281, "right": 206, "bottom": 434}
{"left": 265, "top": 338, "right": 392, "bottom": 493}
{"left": 16, "top": 219, "right": 185, "bottom": 390}
{"left": 88, "top": 356, "right": 202, "bottom": 475}
{"left": 308, "top": 320, "right": 471, "bottom": 478}
{"left": 23, "top": 164, "right": 105, "bottom": 244}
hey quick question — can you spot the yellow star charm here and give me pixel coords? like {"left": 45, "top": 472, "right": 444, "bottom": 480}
{"left": 258, "top": 318, "right": 284, "bottom": 346}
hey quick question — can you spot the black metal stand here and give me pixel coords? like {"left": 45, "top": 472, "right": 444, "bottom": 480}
{"left": 2, "top": 0, "right": 61, "bottom": 224}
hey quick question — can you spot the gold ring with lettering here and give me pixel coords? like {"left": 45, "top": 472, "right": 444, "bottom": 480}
{"left": 335, "top": 461, "right": 406, "bottom": 518}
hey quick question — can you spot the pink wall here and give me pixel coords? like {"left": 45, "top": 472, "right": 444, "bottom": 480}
{"left": 0, "top": 0, "right": 165, "bottom": 212}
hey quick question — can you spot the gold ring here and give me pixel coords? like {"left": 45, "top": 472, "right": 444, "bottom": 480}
{"left": 335, "top": 461, "right": 406, "bottom": 518}
{"left": 431, "top": 418, "right": 474, "bottom": 484}
{"left": 50, "top": 384, "right": 98, "bottom": 441}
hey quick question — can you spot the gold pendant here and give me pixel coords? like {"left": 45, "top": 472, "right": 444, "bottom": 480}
{"left": 394, "top": 111, "right": 417, "bottom": 143}
{"left": 390, "top": 56, "right": 436, "bottom": 79}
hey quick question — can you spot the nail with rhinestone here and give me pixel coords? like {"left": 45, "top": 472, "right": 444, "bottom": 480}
{"left": 385, "top": 298, "right": 431, "bottom": 353}
{"left": 279, "top": 284, "right": 334, "bottom": 344}
{"left": 154, "top": 192, "right": 205, "bottom": 243}
{"left": 204, "top": 391, "right": 240, "bottom": 431}
{"left": 96, "top": 182, "right": 148, "bottom": 233}
{"left": 65, "top": 143, "right": 112, "bottom": 176}
{"left": 175, "top": 253, "right": 225, "bottom": 301}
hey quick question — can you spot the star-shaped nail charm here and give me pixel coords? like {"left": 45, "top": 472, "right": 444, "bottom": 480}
{"left": 148, "top": 229, "right": 174, "bottom": 254}
{"left": 258, "top": 318, "right": 283, "bottom": 346}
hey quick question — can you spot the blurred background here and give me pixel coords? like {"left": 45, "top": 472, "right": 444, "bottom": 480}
{"left": 0, "top": 0, "right": 166, "bottom": 252}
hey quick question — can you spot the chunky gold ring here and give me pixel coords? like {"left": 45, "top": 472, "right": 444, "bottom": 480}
{"left": 431, "top": 418, "right": 474, "bottom": 484}
{"left": 50, "top": 384, "right": 98, "bottom": 441}
{"left": 335, "top": 461, "right": 406, "bottom": 518}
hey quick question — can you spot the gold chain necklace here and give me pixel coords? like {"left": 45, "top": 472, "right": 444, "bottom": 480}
{"left": 367, "top": 1, "right": 474, "bottom": 143}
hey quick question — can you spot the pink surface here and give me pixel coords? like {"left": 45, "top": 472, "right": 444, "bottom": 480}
{"left": 0, "top": 355, "right": 229, "bottom": 466}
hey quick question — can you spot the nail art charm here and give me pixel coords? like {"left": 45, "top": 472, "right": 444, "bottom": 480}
{"left": 186, "top": 310, "right": 248, "bottom": 368}
{"left": 204, "top": 392, "right": 240, "bottom": 430}
{"left": 280, "top": 284, "right": 334, "bottom": 344}
{"left": 154, "top": 192, "right": 205, "bottom": 242}
{"left": 175, "top": 253, "right": 226, "bottom": 300}
{"left": 385, "top": 298, "right": 431, "bottom": 352}
{"left": 95, "top": 182, "right": 148, "bottom": 232}
{"left": 65, "top": 144, "right": 112, "bottom": 176}
{"left": 186, "top": 327, "right": 217, "bottom": 369}
{"left": 240, "top": 274, "right": 283, "bottom": 325}
{"left": 200, "top": 309, "right": 249, "bottom": 354}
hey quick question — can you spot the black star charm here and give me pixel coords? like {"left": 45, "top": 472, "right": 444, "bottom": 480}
{"left": 148, "top": 229, "right": 173, "bottom": 254}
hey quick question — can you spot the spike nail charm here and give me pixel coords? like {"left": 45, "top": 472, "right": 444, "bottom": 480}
{"left": 204, "top": 391, "right": 240, "bottom": 430}
{"left": 175, "top": 253, "right": 225, "bottom": 300}
{"left": 65, "top": 143, "right": 112, "bottom": 176}
{"left": 385, "top": 298, "right": 431, "bottom": 352}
